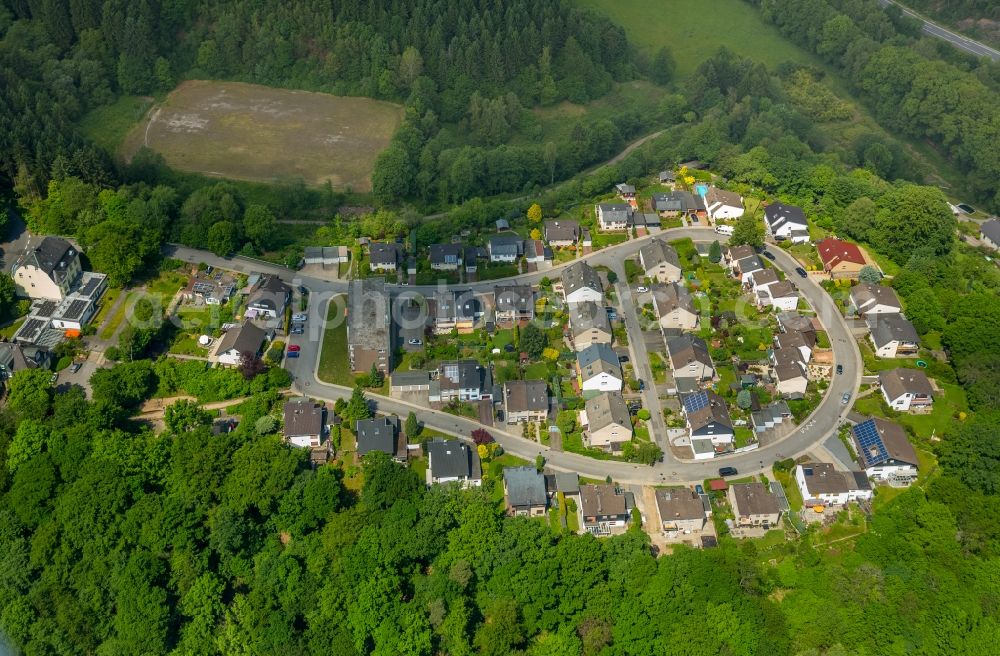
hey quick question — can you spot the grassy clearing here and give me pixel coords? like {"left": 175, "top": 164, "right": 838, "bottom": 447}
{"left": 89, "top": 288, "right": 121, "bottom": 329}
{"left": 78, "top": 95, "right": 154, "bottom": 154}
{"left": 317, "top": 296, "right": 351, "bottom": 385}
{"left": 121, "top": 80, "right": 404, "bottom": 191}
{"left": 0, "top": 318, "right": 25, "bottom": 340}
{"left": 99, "top": 294, "right": 133, "bottom": 340}
{"left": 577, "top": 0, "right": 822, "bottom": 78}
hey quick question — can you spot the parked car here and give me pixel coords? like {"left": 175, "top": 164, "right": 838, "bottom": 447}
{"left": 718, "top": 466, "right": 738, "bottom": 477}
{"left": 618, "top": 355, "right": 629, "bottom": 363}
{"left": 637, "top": 379, "right": 645, "bottom": 391}
{"left": 69, "top": 362, "right": 82, "bottom": 374}
{"left": 408, "top": 338, "right": 422, "bottom": 346}
{"left": 287, "top": 345, "right": 301, "bottom": 352}
{"left": 836, "top": 364, "right": 843, "bottom": 375}
{"left": 695, "top": 484, "right": 704, "bottom": 495}
{"left": 636, "top": 286, "right": 649, "bottom": 293}
{"left": 606, "top": 307, "right": 618, "bottom": 321}
{"left": 795, "top": 267, "right": 808, "bottom": 278}
{"left": 292, "top": 313, "right": 308, "bottom": 322}
{"left": 762, "top": 250, "right": 775, "bottom": 261}
{"left": 290, "top": 324, "right": 304, "bottom": 335}
{"left": 286, "top": 350, "right": 300, "bottom": 358}
{"left": 841, "top": 392, "right": 852, "bottom": 404}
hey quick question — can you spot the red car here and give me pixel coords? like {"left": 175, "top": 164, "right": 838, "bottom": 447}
{"left": 287, "top": 345, "right": 301, "bottom": 352}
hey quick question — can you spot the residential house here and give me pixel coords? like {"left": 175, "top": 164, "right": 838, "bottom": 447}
{"left": 431, "top": 290, "right": 480, "bottom": 334}
{"left": 817, "top": 238, "right": 866, "bottom": 279}
{"left": 524, "top": 239, "right": 550, "bottom": 265}
{"left": 772, "top": 359, "right": 808, "bottom": 397}
{"left": 776, "top": 311, "right": 816, "bottom": 337}
{"left": 429, "top": 360, "right": 493, "bottom": 402}
{"left": 494, "top": 285, "right": 534, "bottom": 325}
{"left": 503, "top": 466, "right": 548, "bottom": 516}
{"left": 463, "top": 247, "right": 481, "bottom": 274}
{"left": 724, "top": 244, "right": 756, "bottom": 271}
{"left": 545, "top": 471, "right": 580, "bottom": 500}
{"left": 488, "top": 234, "right": 523, "bottom": 262}
{"left": 700, "top": 187, "right": 744, "bottom": 220}
{"left": 658, "top": 170, "right": 676, "bottom": 185}
{"left": 390, "top": 370, "right": 430, "bottom": 394}
{"left": 303, "top": 246, "right": 349, "bottom": 267}
{"left": 561, "top": 261, "right": 604, "bottom": 303}
{"left": 581, "top": 229, "right": 593, "bottom": 249}
{"left": 651, "top": 282, "right": 698, "bottom": 331}
{"left": 682, "top": 390, "right": 734, "bottom": 453}
{"left": 615, "top": 183, "right": 636, "bottom": 200}
{"left": 666, "top": 334, "right": 714, "bottom": 382}
{"left": 763, "top": 202, "right": 810, "bottom": 243}
{"left": 581, "top": 392, "right": 632, "bottom": 451}
{"left": 245, "top": 275, "right": 291, "bottom": 319}
{"left": 751, "top": 400, "right": 792, "bottom": 433}
{"left": 283, "top": 398, "right": 325, "bottom": 448}
{"left": 0, "top": 343, "right": 51, "bottom": 381}
{"left": 355, "top": 416, "right": 406, "bottom": 462}
{"left": 655, "top": 488, "right": 708, "bottom": 534}
{"left": 426, "top": 439, "right": 482, "bottom": 488}
{"left": 348, "top": 279, "right": 392, "bottom": 374}
{"left": 749, "top": 269, "right": 780, "bottom": 293}
{"left": 13, "top": 236, "right": 82, "bottom": 300}
{"left": 879, "top": 368, "right": 934, "bottom": 411}
{"left": 429, "top": 243, "right": 465, "bottom": 271}
{"left": 849, "top": 283, "right": 902, "bottom": 317}
{"left": 981, "top": 219, "right": 1000, "bottom": 250}
{"left": 544, "top": 219, "right": 580, "bottom": 247}
{"left": 756, "top": 279, "right": 798, "bottom": 312}
{"left": 795, "top": 463, "right": 873, "bottom": 507}
{"left": 773, "top": 330, "right": 813, "bottom": 363}
{"left": 728, "top": 482, "right": 781, "bottom": 528}
{"left": 638, "top": 238, "right": 682, "bottom": 283}
{"left": 503, "top": 380, "right": 549, "bottom": 424}
{"left": 213, "top": 320, "right": 269, "bottom": 366}
{"left": 568, "top": 301, "right": 613, "bottom": 351}
{"left": 651, "top": 191, "right": 700, "bottom": 217}
{"left": 577, "top": 343, "right": 624, "bottom": 393}
{"left": 733, "top": 254, "right": 765, "bottom": 284}
{"left": 851, "top": 417, "right": 919, "bottom": 486}
{"left": 368, "top": 242, "right": 402, "bottom": 272}
{"left": 595, "top": 203, "right": 633, "bottom": 231}
{"left": 580, "top": 484, "right": 632, "bottom": 535}
{"left": 866, "top": 314, "right": 920, "bottom": 358}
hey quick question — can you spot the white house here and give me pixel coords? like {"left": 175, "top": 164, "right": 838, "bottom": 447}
{"left": 700, "top": 187, "right": 744, "bottom": 220}
{"left": 426, "top": 439, "right": 482, "bottom": 488}
{"left": 749, "top": 269, "right": 780, "bottom": 294}
{"left": 577, "top": 343, "right": 623, "bottom": 393}
{"left": 866, "top": 314, "right": 920, "bottom": 358}
{"left": 562, "top": 262, "right": 604, "bottom": 304}
{"left": 795, "top": 463, "right": 873, "bottom": 507}
{"left": 655, "top": 488, "right": 708, "bottom": 534}
{"left": 757, "top": 280, "right": 799, "bottom": 312}
{"left": 879, "top": 368, "right": 934, "bottom": 412}
{"left": 980, "top": 219, "right": 1000, "bottom": 250}
{"left": 851, "top": 418, "right": 918, "bottom": 486}
{"left": 763, "top": 202, "right": 810, "bottom": 243}
{"left": 581, "top": 392, "right": 632, "bottom": 452}
{"left": 849, "top": 283, "right": 902, "bottom": 317}
{"left": 773, "top": 361, "right": 808, "bottom": 397}
{"left": 283, "top": 399, "right": 325, "bottom": 448}
{"left": 213, "top": 320, "right": 269, "bottom": 366}
{"left": 595, "top": 203, "right": 632, "bottom": 231}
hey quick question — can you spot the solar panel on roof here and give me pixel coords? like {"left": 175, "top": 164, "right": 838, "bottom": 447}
{"left": 853, "top": 419, "right": 888, "bottom": 465}
{"left": 682, "top": 390, "right": 709, "bottom": 413}
{"left": 78, "top": 277, "right": 100, "bottom": 296}
{"left": 193, "top": 282, "right": 215, "bottom": 294}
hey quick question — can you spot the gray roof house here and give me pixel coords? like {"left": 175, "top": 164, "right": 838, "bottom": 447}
{"left": 568, "top": 301, "right": 612, "bottom": 350}
{"left": 866, "top": 314, "right": 920, "bottom": 358}
{"left": 544, "top": 219, "right": 580, "bottom": 246}
{"left": 356, "top": 416, "right": 405, "bottom": 462}
{"left": 488, "top": 234, "right": 523, "bottom": 262}
{"left": 879, "top": 368, "right": 934, "bottom": 411}
{"left": 562, "top": 261, "right": 604, "bottom": 303}
{"left": 214, "top": 320, "right": 269, "bottom": 366}
{"left": 283, "top": 398, "right": 325, "bottom": 448}
{"left": 503, "top": 466, "right": 548, "bottom": 516}
{"left": 426, "top": 439, "right": 482, "bottom": 487}
{"left": 638, "top": 238, "right": 682, "bottom": 282}
{"left": 981, "top": 219, "right": 1000, "bottom": 250}
{"left": 369, "top": 242, "right": 402, "bottom": 271}
{"left": 0, "top": 344, "right": 51, "bottom": 381}
{"left": 849, "top": 283, "right": 902, "bottom": 316}
{"left": 429, "top": 243, "right": 465, "bottom": 270}
{"left": 595, "top": 203, "right": 633, "bottom": 231}
{"left": 666, "top": 334, "right": 714, "bottom": 381}
{"left": 763, "top": 202, "right": 809, "bottom": 242}
{"left": 494, "top": 285, "right": 535, "bottom": 323}
{"left": 577, "top": 342, "right": 623, "bottom": 392}
{"left": 651, "top": 191, "right": 698, "bottom": 215}
{"left": 503, "top": 379, "right": 549, "bottom": 424}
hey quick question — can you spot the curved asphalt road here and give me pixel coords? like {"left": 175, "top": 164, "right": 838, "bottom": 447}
{"left": 878, "top": 0, "right": 1000, "bottom": 61}
{"left": 224, "top": 226, "right": 865, "bottom": 485}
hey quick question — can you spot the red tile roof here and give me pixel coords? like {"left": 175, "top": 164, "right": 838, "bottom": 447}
{"left": 817, "top": 238, "right": 866, "bottom": 269}
{"left": 709, "top": 479, "right": 729, "bottom": 491}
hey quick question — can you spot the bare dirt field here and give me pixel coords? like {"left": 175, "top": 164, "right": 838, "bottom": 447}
{"left": 122, "top": 80, "right": 404, "bottom": 191}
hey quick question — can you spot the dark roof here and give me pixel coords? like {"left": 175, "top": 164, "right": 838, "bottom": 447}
{"left": 569, "top": 300, "right": 611, "bottom": 335}
{"left": 776, "top": 311, "right": 815, "bottom": 334}
{"left": 504, "top": 466, "right": 547, "bottom": 507}
{"left": 391, "top": 370, "right": 430, "bottom": 387}
{"left": 494, "top": 285, "right": 533, "bottom": 314}
{"left": 429, "top": 243, "right": 464, "bottom": 265}
{"left": 597, "top": 203, "right": 633, "bottom": 224}
{"left": 639, "top": 238, "right": 681, "bottom": 271}
{"left": 544, "top": 219, "right": 580, "bottom": 243}
{"left": 615, "top": 183, "right": 636, "bottom": 194}
{"left": 27, "top": 237, "right": 76, "bottom": 280}
{"left": 764, "top": 202, "right": 808, "bottom": 231}
{"left": 503, "top": 379, "right": 548, "bottom": 413}
{"left": 879, "top": 368, "right": 934, "bottom": 400}
{"left": 731, "top": 482, "right": 780, "bottom": 516}
{"left": 703, "top": 187, "right": 743, "bottom": 209}
{"left": 981, "top": 219, "right": 1000, "bottom": 243}
{"left": 355, "top": 416, "right": 398, "bottom": 457}
{"left": 562, "top": 262, "right": 603, "bottom": 297}
{"left": 577, "top": 343, "right": 621, "bottom": 379}
{"left": 369, "top": 242, "right": 401, "bottom": 265}
{"left": 0, "top": 343, "right": 48, "bottom": 374}
{"left": 798, "top": 463, "right": 871, "bottom": 496}
{"left": 866, "top": 314, "right": 920, "bottom": 348}
{"left": 651, "top": 191, "right": 696, "bottom": 213}
{"left": 666, "top": 334, "right": 712, "bottom": 370}
{"left": 652, "top": 282, "right": 696, "bottom": 317}
{"left": 217, "top": 320, "right": 267, "bottom": 355}
{"left": 852, "top": 417, "right": 918, "bottom": 468}
{"left": 437, "top": 360, "right": 489, "bottom": 393}
{"left": 427, "top": 439, "right": 479, "bottom": 480}
{"left": 283, "top": 399, "right": 324, "bottom": 437}
{"left": 684, "top": 390, "right": 732, "bottom": 432}
{"left": 850, "top": 283, "right": 901, "bottom": 312}
{"left": 489, "top": 234, "right": 523, "bottom": 256}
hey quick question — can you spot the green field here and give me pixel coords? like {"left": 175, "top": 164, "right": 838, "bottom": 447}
{"left": 577, "top": 0, "right": 823, "bottom": 78}
{"left": 78, "top": 95, "right": 155, "bottom": 154}
{"left": 317, "top": 296, "right": 351, "bottom": 385}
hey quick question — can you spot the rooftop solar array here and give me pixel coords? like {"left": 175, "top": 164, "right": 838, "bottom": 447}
{"left": 61, "top": 299, "right": 88, "bottom": 320}
{"left": 78, "top": 277, "right": 101, "bottom": 296}
{"left": 682, "top": 390, "right": 709, "bottom": 413}
{"left": 193, "top": 282, "right": 215, "bottom": 294}
{"left": 853, "top": 419, "right": 888, "bottom": 465}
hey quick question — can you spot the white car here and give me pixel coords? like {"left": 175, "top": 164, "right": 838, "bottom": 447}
{"left": 291, "top": 313, "right": 308, "bottom": 322}
{"left": 636, "top": 286, "right": 649, "bottom": 293}
{"left": 408, "top": 338, "right": 422, "bottom": 346}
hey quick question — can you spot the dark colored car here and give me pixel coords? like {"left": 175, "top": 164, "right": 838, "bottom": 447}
{"left": 836, "top": 364, "right": 843, "bottom": 375}
{"left": 618, "top": 355, "right": 629, "bottom": 363}
{"left": 695, "top": 484, "right": 704, "bottom": 495}
{"left": 637, "top": 379, "right": 645, "bottom": 391}
{"left": 504, "top": 343, "right": 515, "bottom": 352}
{"left": 795, "top": 267, "right": 808, "bottom": 278}
{"left": 285, "top": 350, "right": 300, "bottom": 358}
{"left": 718, "top": 466, "right": 738, "bottom": 477}
{"left": 762, "top": 250, "right": 775, "bottom": 261}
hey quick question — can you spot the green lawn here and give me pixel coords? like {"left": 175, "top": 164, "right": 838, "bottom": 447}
{"left": 577, "top": 0, "right": 824, "bottom": 79}
{"left": 0, "top": 318, "right": 25, "bottom": 340}
{"left": 89, "top": 288, "right": 121, "bottom": 331}
{"left": 78, "top": 95, "right": 154, "bottom": 155}
{"left": 772, "top": 468, "right": 804, "bottom": 513}
{"left": 523, "top": 362, "right": 551, "bottom": 380}
{"left": 317, "top": 296, "right": 351, "bottom": 385}
{"left": 99, "top": 293, "right": 133, "bottom": 340}
{"left": 591, "top": 232, "right": 628, "bottom": 249}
